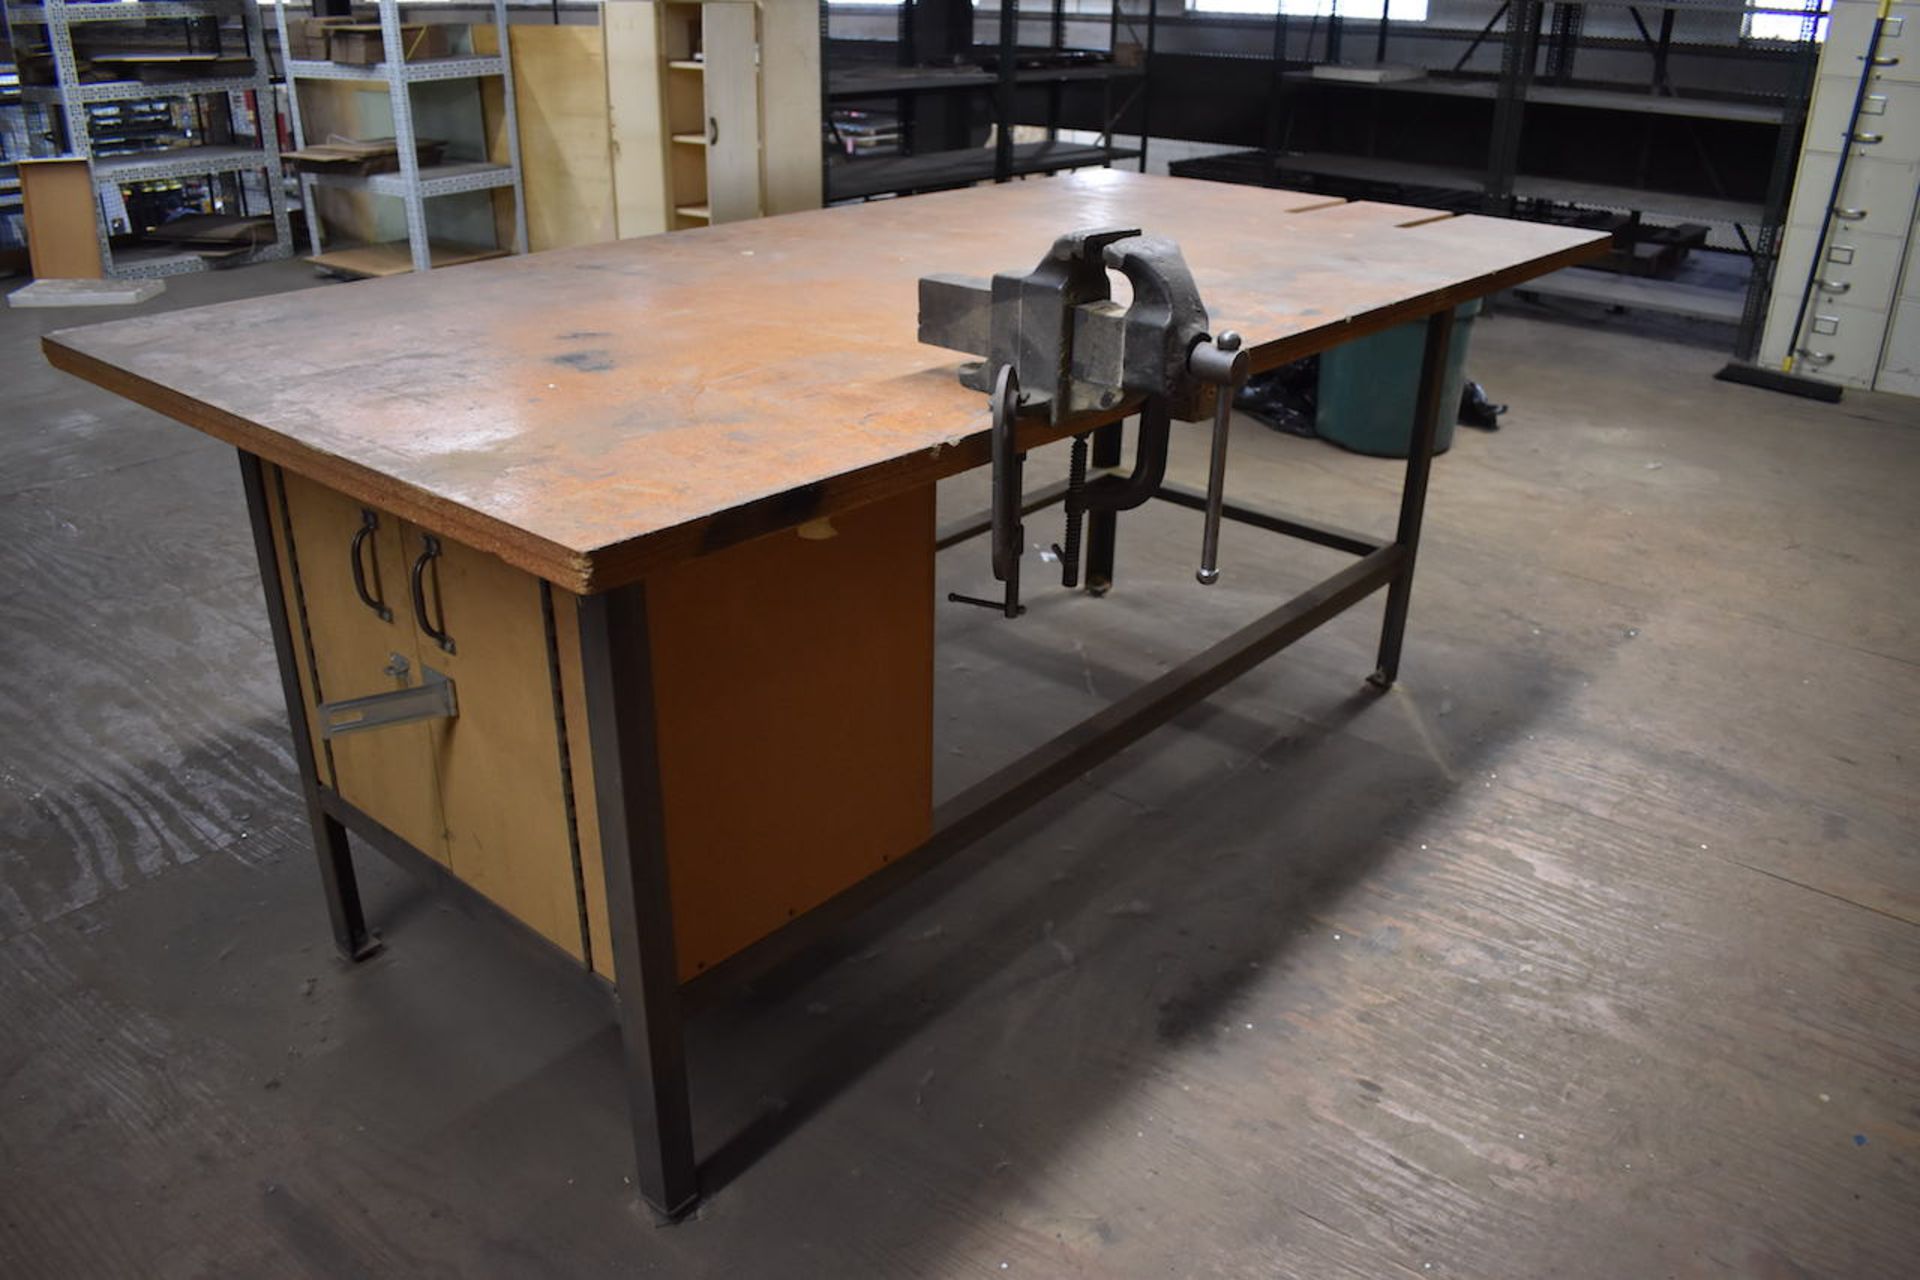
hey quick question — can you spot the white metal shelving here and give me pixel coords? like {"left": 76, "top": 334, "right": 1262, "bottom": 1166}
{"left": 0, "top": 0, "right": 292, "bottom": 277}
{"left": 274, "top": 0, "right": 525, "bottom": 274}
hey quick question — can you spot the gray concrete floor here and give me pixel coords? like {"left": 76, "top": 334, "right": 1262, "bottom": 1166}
{"left": 1, "top": 262, "right": 1916, "bottom": 1278}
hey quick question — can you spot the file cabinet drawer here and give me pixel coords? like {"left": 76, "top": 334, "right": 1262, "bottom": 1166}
{"left": 1790, "top": 151, "right": 1920, "bottom": 241}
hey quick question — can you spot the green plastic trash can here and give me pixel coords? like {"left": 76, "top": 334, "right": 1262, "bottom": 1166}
{"left": 1315, "top": 300, "right": 1480, "bottom": 458}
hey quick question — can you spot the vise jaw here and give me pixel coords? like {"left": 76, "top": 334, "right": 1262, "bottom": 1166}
{"left": 918, "top": 227, "right": 1216, "bottom": 424}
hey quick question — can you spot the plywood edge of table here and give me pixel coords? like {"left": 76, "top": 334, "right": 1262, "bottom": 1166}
{"left": 41, "top": 217, "right": 1607, "bottom": 596}
{"left": 42, "top": 336, "right": 599, "bottom": 593}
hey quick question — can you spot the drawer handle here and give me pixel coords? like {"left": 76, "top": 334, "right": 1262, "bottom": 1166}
{"left": 1795, "top": 348, "right": 1836, "bottom": 366}
{"left": 1851, "top": 131, "right": 1885, "bottom": 145}
{"left": 410, "top": 535, "right": 456, "bottom": 654}
{"left": 1816, "top": 278, "right": 1852, "bottom": 294}
{"left": 1833, "top": 206, "right": 1868, "bottom": 221}
{"left": 349, "top": 508, "right": 393, "bottom": 622}
{"left": 1863, "top": 54, "right": 1901, "bottom": 66}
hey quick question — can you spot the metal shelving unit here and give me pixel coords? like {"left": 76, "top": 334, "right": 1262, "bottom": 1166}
{"left": 1, "top": 61, "right": 25, "bottom": 249}
{"left": 274, "top": 0, "right": 525, "bottom": 275}
{"left": 823, "top": 0, "right": 1149, "bottom": 202}
{"left": 1155, "top": 0, "right": 1825, "bottom": 342}
{"left": 0, "top": 0, "right": 291, "bottom": 277}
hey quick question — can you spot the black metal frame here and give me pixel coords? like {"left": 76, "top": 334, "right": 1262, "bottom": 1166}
{"left": 237, "top": 307, "right": 1456, "bottom": 1220}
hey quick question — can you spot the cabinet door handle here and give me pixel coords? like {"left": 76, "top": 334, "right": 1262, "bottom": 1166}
{"left": 1833, "top": 206, "right": 1868, "bottom": 221}
{"left": 708, "top": 115, "right": 719, "bottom": 145}
{"left": 410, "top": 535, "right": 456, "bottom": 654}
{"left": 350, "top": 508, "right": 393, "bottom": 621}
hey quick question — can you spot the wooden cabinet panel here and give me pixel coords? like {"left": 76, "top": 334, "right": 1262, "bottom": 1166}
{"left": 274, "top": 470, "right": 930, "bottom": 982}
{"left": 643, "top": 485, "right": 935, "bottom": 980}
{"left": 409, "top": 524, "right": 587, "bottom": 959}
{"left": 277, "top": 472, "right": 447, "bottom": 864}
{"left": 702, "top": 1, "right": 763, "bottom": 223}
{"left": 758, "top": 0, "right": 824, "bottom": 216}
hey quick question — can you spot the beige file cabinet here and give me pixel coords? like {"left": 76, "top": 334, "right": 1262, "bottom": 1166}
{"left": 1762, "top": 0, "right": 1920, "bottom": 392}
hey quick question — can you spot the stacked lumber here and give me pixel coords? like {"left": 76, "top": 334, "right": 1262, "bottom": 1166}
{"left": 282, "top": 137, "right": 447, "bottom": 176}
{"left": 137, "top": 212, "right": 278, "bottom": 264}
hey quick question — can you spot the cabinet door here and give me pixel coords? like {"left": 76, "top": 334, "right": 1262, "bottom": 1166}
{"left": 403, "top": 523, "right": 587, "bottom": 960}
{"left": 702, "top": 1, "right": 763, "bottom": 223}
{"left": 275, "top": 472, "right": 447, "bottom": 864}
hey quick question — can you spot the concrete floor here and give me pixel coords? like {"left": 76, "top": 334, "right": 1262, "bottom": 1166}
{"left": 1, "top": 261, "right": 1916, "bottom": 1278}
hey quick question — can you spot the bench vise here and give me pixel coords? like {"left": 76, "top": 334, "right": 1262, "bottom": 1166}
{"left": 918, "top": 228, "right": 1250, "bottom": 615}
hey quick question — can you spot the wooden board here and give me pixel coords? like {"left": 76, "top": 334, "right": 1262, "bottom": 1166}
{"left": 645, "top": 484, "right": 934, "bottom": 979}
{"left": 419, "top": 525, "right": 586, "bottom": 959}
{"left": 276, "top": 472, "right": 448, "bottom": 864}
{"left": 18, "top": 158, "right": 102, "bottom": 281}
{"left": 757, "top": 0, "right": 824, "bottom": 216}
{"left": 45, "top": 173, "right": 1609, "bottom": 593}
{"left": 506, "top": 22, "right": 617, "bottom": 252}
{"left": 307, "top": 241, "right": 508, "bottom": 278}
{"left": 701, "top": 1, "right": 762, "bottom": 224}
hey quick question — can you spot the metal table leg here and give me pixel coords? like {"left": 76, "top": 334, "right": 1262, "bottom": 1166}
{"left": 575, "top": 584, "right": 700, "bottom": 1219}
{"left": 238, "top": 451, "right": 381, "bottom": 962}
{"left": 1369, "top": 308, "right": 1456, "bottom": 691}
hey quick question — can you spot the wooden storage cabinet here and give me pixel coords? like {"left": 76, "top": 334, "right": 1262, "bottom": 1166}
{"left": 268, "top": 470, "right": 583, "bottom": 955}
{"left": 608, "top": 0, "right": 822, "bottom": 236}
{"left": 264, "top": 465, "right": 934, "bottom": 980}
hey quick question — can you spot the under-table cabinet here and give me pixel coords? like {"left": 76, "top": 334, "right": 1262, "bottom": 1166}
{"left": 262, "top": 466, "right": 934, "bottom": 978}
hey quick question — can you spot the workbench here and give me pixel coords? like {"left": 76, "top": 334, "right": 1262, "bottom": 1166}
{"left": 44, "top": 171, "right": 1605, "bottom": 1218}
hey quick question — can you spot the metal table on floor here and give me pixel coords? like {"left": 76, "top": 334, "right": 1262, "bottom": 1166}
{"left": 42, "top": 171, "right": 1604, "bottom": 1218}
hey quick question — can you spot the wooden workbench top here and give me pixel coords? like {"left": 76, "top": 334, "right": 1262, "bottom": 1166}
{"left": 44, "top": 172, "right": 1605, "bottom": 593}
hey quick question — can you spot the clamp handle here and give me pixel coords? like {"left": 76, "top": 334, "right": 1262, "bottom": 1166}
{"left": 1190, "top": 331, "right": 1251, "bottom": 586}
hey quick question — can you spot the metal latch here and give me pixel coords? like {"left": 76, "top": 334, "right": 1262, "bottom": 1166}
{"left": 319, "top": 663, "right": 457, "bottom": 739}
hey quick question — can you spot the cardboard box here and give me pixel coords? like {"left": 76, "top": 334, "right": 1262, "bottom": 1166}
{"left": 325, "top": 23, "right": 452, "bottom": 66}
{"left": 286, "top": 17, "right": 354, "bottom": 61}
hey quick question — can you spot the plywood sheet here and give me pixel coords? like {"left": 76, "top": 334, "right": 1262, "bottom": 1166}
{"left": 508, "top": 22, "right": 617, "bottom": 251}
{"left": 647, "top": 484, "right": 934, "bottom": 980}
{"left": 757, "top": 0, "right": 823, "bottom": 216}
{"left": 307, "top": 241, "right": 507, "bottom": 278}
{"left": 18, "top": 159, "right": 102, "bottom": 280}
{"left": 46, "top": 173, "right": 1609, "bottom": 592}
